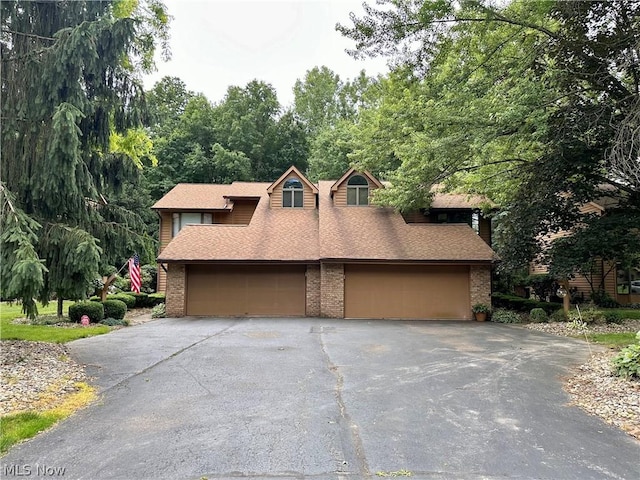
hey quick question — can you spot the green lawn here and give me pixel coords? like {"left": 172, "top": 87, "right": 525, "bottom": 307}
{"left": 0, "top": 412, "right": 62, "bottom": 454}
{"left": 0, "top": 301, "right": 110, "bottom": 343}
{"left": 608, "top": 309, "right": 640, "bottom": 320}
{"left": 587, "top": 332, "right": 638, "bottom": 348}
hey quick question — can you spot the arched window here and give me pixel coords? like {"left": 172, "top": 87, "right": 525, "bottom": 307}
{"left": 283, "top": 177, "right": 304, "bottom": 208}
{"left": 347, "top": 175, "right": 369, "bottom": 206}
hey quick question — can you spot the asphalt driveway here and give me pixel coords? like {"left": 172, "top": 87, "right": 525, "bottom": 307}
{"left": 2, "top": 318, "right": 639, "bottom": 479}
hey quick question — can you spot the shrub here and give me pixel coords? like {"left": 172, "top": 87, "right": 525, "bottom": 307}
{"left": 604, "top": 310, "right": 623, "bottom": 324}
{"left": 491, "top": 309, "right": 522, "bottom": 324}
{"left": 151, "top": 303, "right": 166, "bottom": 318}
{"left": 100, "top": 317, "right": 129, "bottom": 326}
{"left": 106, "top": 294, "right": 136, "bottom": 309}
{"left": 572, "top": 307, "right": 605, "bottom": 325}
{"left": 492, "top": 293, "right": 560, "bottom": 314}
{"left": 69, "top": 301, "right": 105, "bottom": 323}
{"left": 549, "top": 309, "right": 567, "bottom": 322}
{"left": 529, "top": 308, "right": 548, "bottom": 323}
{"left": 148, "top": 293, "right": 166, "bottom": 307}
{"left": 612, "top": 332, "right": 640, "bottom": 379}
{"left": 472, "top": 303, "right": 490, "bottom": 313}
{"left": 590, "top": 290, "right": 620, "bottom": 308}
{"left": 102, "top": 299, "right": 127, "bottom": 320}
{"left": 129, "top": 292, "right": 150, "bottom": 308}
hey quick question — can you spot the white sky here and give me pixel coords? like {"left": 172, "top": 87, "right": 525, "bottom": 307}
{"left": 142, "top": 0, "right": 389, "bottom": 107}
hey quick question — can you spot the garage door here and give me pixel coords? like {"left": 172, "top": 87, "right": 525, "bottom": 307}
{"left": 344, "top": 264, "right": 471, "bottom": 319}
{"left": 186, "top": 265, "right": 306, "bottom": 316}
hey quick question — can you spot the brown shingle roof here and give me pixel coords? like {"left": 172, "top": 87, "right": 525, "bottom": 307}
{"left": 157, "top": 175, "right": 498, "bottom": 263}
{"left": 317, "top": 181, "right": 496, "bottom": 262}
{"left": 151, "top": 182, "right": 268, "bottom": 210}
{"left": 430, "top": 192, "right": 496, "bottom": 209}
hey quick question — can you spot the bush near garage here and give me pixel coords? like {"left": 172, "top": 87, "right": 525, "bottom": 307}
{"left": 69, "top": 301, "right": 105, "bottom": 323}
{"left": 148, "top": 293, "right": 166, "bottom": 307}
{"left": 491, "top": 309, "right": 522, "bottom": 324}
{"left": 612, "top": 332, "right": 640, "bottom": 379}
{"left": 492, "top": 293, "right": 561, "bottom": 314}
{"left": 102, "top": 299, "right": 127, "bottom": 320}
{"left": 106, "top": 294, "right": 136, "bottom": 309}
{"left": 529, "top": 308, "right": 548, "bottom": 323}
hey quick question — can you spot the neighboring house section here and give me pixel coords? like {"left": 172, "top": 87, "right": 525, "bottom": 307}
{"left": 153, "top": 166, "right": 498, "bottom": 320}
{"left": 529, "top": 199, "right": 640, "bottom": 305}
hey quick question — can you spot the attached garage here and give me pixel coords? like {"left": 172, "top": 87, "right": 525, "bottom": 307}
{"left": 344, "top": 264, "right": 471, "bottom": 320}
{"left": 186, "top": 264, "right": 306, "bottom": 316}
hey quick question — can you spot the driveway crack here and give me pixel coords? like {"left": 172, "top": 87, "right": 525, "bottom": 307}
{"left": 318, "top": 331, "right": 371, "bottom": 478}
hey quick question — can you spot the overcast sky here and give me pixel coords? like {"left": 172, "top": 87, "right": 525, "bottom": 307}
{"left": 142, "top": 0, "right": 389, "bottom": 107}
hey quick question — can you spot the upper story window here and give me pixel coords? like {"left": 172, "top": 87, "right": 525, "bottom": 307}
{"left": 347, "top": 175, "right": 369, "bottom": 206}
{"left": 172, "top": 212, "right": 213, "bottom": 237}
{"left": 283, "top": 177, "right": 304, "bottom": 208}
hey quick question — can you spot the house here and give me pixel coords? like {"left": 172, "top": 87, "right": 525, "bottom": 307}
{"left": 529, "top": 195, "right": 640, "bottom": 305}
{"left": 152, "top": 166, "right": 498, "bottom": 319}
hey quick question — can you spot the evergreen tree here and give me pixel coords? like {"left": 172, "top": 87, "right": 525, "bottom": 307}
{"left": 1, "top": 0, "right": 169, "bottom": 317}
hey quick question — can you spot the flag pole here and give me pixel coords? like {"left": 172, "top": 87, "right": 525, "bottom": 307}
{"left": 100, "top": 257, "right": 137, "bottom": 302}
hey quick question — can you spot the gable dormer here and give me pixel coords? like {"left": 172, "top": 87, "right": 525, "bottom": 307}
{"left": 267, "top": 166, "right": 319, "bottom": 209}
{"left": 330, "top": 168, "right": 384, "bottom": 207}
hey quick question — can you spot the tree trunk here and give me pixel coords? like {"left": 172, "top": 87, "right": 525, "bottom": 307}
{"left": 57, "top": 296, "right": 64, "bottom": 318}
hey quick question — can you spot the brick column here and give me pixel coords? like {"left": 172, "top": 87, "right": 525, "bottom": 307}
{"left": 305, "top": 264, "right": 321, "bottom": 317}
{"left": 470, "top": 265, "right": 492, "bottom": 309}
{"left": 165, "top": 263, "right": 186, "bottom": 317}
{"left": 320, "top": 263, "right": 344, "bottom": 318}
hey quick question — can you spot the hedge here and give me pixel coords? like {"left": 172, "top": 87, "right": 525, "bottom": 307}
{"left": 492, "top": 293, "right": 561, "bottom": 315}
{"left": 102, "top": 299, "right": 127, "bottom": 320}
{"left": 106, "top": 294, "right": 136, "bottom": 309}
{"left": 69, "top": 301, "right": 105, "bottom": 323}
{"left": 148, "top": 293, "right": 165, "bottom": 307}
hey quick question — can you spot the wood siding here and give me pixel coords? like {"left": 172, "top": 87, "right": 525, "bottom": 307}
{"left": 479, "top": 217, "right": 491, "bottom": 246}
{"left": 215, "top": 200, "right": 258, "bottom": 224}
{"left": 269, "top": 172, "right": 316, "bottom": 209}
{"left": 157, "top": 211, "right": 172, "bottom": 292}
{"left": 333, "top": 176, "right": 379, "bottom": 207}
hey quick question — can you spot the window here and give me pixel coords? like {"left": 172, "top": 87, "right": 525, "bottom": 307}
{"left": 172, "top": 212, "right": 213, "bottom": 237}
{"left": 617, "top": 266, "right": 640, "bottom": 295}
{"left": 283, "top": 177, "right": 304, "bottom": 208}
{"left": 347, "top": 175, "right": 369, "bottom": 206}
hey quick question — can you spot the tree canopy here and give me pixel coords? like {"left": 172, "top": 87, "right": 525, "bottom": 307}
{"left": 338, "top": 0, "right": 640, "bottom": 274}
{"left": 1, "top": 0, "right": 170, "bottom": 317}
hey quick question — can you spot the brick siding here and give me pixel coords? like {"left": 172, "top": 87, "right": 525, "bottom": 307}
{"left": 320, "top": 263, "right": 344, "bottom": 318}
{"left": 470, "top": 265, "right": 491, "bottom": 309}
{"left": 306, "top": 264, "right": 321, "bottom": 316}
{"left": 166, "top": 264, "right": 186, "bottom": 317}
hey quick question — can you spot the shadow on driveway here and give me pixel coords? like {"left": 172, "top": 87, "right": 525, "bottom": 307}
{"left": 2, "top": 318, "right": 639, "bottom": 479}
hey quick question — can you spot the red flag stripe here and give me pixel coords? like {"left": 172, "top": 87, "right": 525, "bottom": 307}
{"left": 129, "top": 256, "right": 141, "bottom": 294}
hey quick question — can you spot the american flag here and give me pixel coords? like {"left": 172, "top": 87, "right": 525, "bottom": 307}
{"left": 129, "top": 253, "right": 141, "bottom": 294}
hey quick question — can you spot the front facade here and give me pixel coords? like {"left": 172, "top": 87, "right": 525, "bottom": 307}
{"left": 153, "top": 166, "right": 498, "bottom": 320}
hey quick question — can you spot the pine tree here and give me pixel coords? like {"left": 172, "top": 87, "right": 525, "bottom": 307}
{"left": 1, "top": 0, "right": 169, "bottom": 317}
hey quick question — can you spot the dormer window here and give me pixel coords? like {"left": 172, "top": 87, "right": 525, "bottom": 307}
{"left": 347, "top": 175, "right": 369, "bottom": 206}
{"left": 283, "top": 177, "right": 304, "bottom": 208}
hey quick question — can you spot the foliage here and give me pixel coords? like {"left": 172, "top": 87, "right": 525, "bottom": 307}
{"left": 587, "top": 332, "right": 638, "bottom": 348}
{"left": 105, "top": 294, "right": 136, "bottom": 309}
{"left": 569, "top": 307, "right": 604, "bottom": 325}
{"left": 69, "top": 301, "right": 105, "bottom": 324}
{"left": 526, "top": 274, "right": 556, "bottom": 301}
{"left": 0, "top": 0, "right": 169, "bottom": 318}
{"left": 141, "top": 264, "right": 157, "bottom": 293}
{"left": 590, "top": 290, "right": 621, "bottom": 309}
{"left": 29, "top": 315, "right": 73, "bottom": 326}
{"left": 151, "top": 302, "right": 166, "bottom": 318}
{"left": 471, "top": 303, "right": 490, "bottom": 313}
{"left": 148, "top": 293, "right": 166, "bottom": 306}
{"left": 129, "top": 292, "right": 150, "bottom": 308}
{"left": 549, "top": 309, "right": 567, "bottom": 322}
{"left": 491, "top": 309, "right": 522, "bottom": 324}
{"left": 548, "top": 213, "right": 640, "bottom": 296}
{"left": 337, "top": 0, "right": 640, "bottom": 278}
{"left": 492, "top": 293, "right": 560, "bottom": 314}
{"left": 603, "top": 311, "right": 623, "bottom": 325}
{"left": 529, "top": 308, "right": 548, "bottom": 323}
{"left": 100, "top": 317, "right": 129, "bottom": 327}
{"left": 102, "top": 299, "right": 127, "bottom": 320}
{"left": 612, "top": 332, "right": 640, "bottom": 379}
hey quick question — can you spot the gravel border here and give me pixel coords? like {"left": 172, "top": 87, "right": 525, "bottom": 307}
{"left": 525, "top": 320, "right": 640, "bottom": 439}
